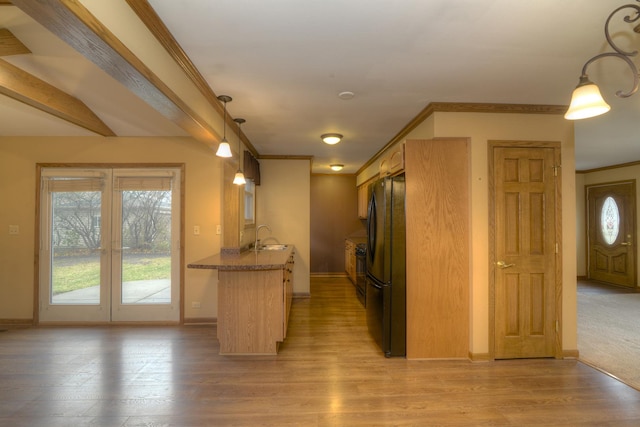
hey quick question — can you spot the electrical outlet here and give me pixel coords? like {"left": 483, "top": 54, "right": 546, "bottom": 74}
{"left": 191, "top": 301, "right": 201, "bottom": 309}
{"left": 193, "top": 225, "right": 200, "bottom": 235}
{"left": 8, "top": 225, "right": 19, "bottom": 235}
{"left": 216, "top": 225, "right": 221, "bottom": 235}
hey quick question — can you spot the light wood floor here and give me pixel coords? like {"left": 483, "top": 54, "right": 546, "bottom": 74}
{"left": 2, "top": 277, "right": 640, "bottom": 426}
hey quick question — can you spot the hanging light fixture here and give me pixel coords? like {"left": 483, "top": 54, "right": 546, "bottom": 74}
{"left": 565, "top": 3, "right": 640, "bottom": 120}
{"left": 232, "top": 118, "right": 247, "bottom": 185}
{"left": 321, "top": 133, "right": 343, "bottom": 145}
{"left": 215, "top": 95, "right": 233, "bottom": 157}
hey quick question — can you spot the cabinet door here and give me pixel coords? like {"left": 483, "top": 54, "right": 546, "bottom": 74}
{"left": 358, "top": 184, "right": 368, "bottom": 219}
{"left": 283, "top": 254, "right": 294, "bottom": 337}
{"left": 345, "top": 240, "right": 353, "bottom": 275}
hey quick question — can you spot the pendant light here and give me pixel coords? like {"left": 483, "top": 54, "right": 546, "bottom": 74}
{"left": 564, "top": 3, "right": 640, "bottom": 120}
{"left": 215, "top": 95, "right": 233, "bottom": 157}
{"left": 232, "top": 118, "right": 246, "bottom": 185}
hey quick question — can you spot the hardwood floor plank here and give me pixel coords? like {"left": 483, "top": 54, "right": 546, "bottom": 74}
{"left": 0, "top": 277, "right": 639, "bottom": 426}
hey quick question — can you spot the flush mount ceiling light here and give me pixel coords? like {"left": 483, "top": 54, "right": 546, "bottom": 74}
{"left": 321, "top": 133, "right": 343, "bottom": 145}
{"left": 330, "top": 164, "right": 344, "bottom": 171}
{"left": 232, "top": 118, "right": 246, "bottom": 185}
{"left": 565, "top": 3, "right": 640, "bottom": 120}
{"left": 215, "top": 95, "right": 233, "bottom": 157}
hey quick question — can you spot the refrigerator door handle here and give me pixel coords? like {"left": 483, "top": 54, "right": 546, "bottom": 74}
{"left": 367, "top": 192, "right": 376, "bottom": 262}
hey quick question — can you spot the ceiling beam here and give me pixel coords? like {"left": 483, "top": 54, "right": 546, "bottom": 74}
{"left": 125, "top": 0, "right": 260, "bottom": 157}
{"left": 0, "top": 58, "right": 115, "bottom": 135}
{"left": 11, "top": 0, "right": 221, "bottom": 143}
{"left": 0, "top": 28, "right": 31, "bottom": 56}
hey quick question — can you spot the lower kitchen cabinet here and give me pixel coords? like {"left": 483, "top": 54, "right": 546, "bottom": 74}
{"left": 345, "top": 239, "right": 356, "bottom": 283}
{"left": 216, "top": 252, "right": 295, "bottom": 355}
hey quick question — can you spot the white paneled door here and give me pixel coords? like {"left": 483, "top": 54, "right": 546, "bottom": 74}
{"left": 39, "top": 168, "right": 181, "bottom": 323}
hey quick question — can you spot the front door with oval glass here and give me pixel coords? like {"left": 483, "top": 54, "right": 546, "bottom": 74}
{"left": 587, "top": 181, "right": 637, "bottom": 288}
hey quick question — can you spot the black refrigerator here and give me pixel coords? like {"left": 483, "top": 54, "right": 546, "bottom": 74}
{"left": 365, "top": 174, "right": 406, "bottom": 357}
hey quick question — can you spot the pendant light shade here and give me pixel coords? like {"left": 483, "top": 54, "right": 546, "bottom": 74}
{"left": 564, "top": 76, "right": 611, "bottom": 120}
{"left": 215, "top": 95, "right": 233, "bottom": 157}
{"left": 233, "top": 170, "right": 246, "bottom": 185}
{"left": 233, "top": 118, "right": 246, "bottom": 185}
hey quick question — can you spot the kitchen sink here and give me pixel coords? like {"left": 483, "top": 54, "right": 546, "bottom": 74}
{"left": 258, "top": 244, "right": 288, "bottom": 251}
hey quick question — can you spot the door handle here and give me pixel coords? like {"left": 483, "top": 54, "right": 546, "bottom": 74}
{"left": 496, "top": 261, "right": 515, "bottom": 269}
{"left": 621, "top": 242, "right": 632, "bottom": 246}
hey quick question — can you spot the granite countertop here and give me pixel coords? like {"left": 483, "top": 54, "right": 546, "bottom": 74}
{"left": 187, "top": 245, "right": 294, "bottom": 271}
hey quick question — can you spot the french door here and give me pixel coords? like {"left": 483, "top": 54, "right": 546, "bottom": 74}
{"left": 39, "top": 167, "right": 181, "bottom": 322}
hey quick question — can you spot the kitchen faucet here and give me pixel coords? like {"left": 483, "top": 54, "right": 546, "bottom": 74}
{"left": 254, "top": 224, "right": 271, "bottom": 250}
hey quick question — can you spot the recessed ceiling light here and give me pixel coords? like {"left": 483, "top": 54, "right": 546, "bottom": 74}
{"left": 321, "top": 133, "right": 343, "bottom": 145}
{"left": 330, "top": 164, "right": 344, "bottom": 171}
{"left": 338, "top": 91, "right": 355, "bottom": 100}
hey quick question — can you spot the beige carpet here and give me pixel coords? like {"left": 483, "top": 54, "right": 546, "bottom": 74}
{"left": 578, "top": 285, "right": 640, "bottom": 391}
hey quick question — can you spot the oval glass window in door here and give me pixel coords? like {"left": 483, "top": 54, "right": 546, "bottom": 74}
{"left": 600, "top": 196, "right": 620, "bottom": 245}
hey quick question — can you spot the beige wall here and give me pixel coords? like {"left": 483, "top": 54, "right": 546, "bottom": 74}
{"left": 357, "top": 112, "right": 577, "bottom": 357}
{"left": 0, "top": 136, "right": 225, "bottom": 321}
{"left": 576, "top": 164, "right": 640, "bottom": 284}
{"left": 256, "top": 159, "right": 311, "bottom": 295}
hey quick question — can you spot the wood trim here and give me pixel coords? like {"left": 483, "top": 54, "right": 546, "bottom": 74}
{"left": 11, "top": 0, "right": 220, "bottom": 143}
{"left": 259, "top": 155, "right": 314, "bottom": 161}
{"left": 554, "top": 142, "right": 564, "bottom": 360}
{"left": 183, "top": 317, "right": 216, "bottom": 325}
{"left": 468, "top": 352, "right": 490, "bottom": 362}
{"left": 563, "top": 349, "right": 579, "bottom": 359}
{"left": 310, "top": 272, "right": 349, "bottom": 278}
{"left": 124, "top": 0, "right": 260, "bottom": 158}
{"left": 0, "top": 28, "right": 31, "bottom": 56}
{"left": 577, "top": 159, "right": 640, "bottom": 174}
{"left": 357, "top": 102, "right": 567, "bottom": 176}
{"left": 0, "top": 319, "right": 34, "bottom": 325}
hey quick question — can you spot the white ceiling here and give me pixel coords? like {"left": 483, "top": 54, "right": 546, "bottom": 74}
{"left": 2, "top": 0, "right": 640, "bottom": 173}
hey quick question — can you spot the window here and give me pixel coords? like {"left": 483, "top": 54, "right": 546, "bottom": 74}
{"left": 600, "top": 196, "right": 620, "bottom": 245}
{"left": 244, "top": 180, "right": 255, "bottom": 225}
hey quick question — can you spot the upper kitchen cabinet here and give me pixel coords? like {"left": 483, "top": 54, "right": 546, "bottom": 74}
{"left": 357, "top": 176, "right": 377, "bottom": 219}
{"left": 379, "top": 143, "right": 405, "bottom": 177}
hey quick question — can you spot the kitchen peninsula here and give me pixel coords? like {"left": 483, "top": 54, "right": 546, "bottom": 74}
{"left": 188, "top": 246, "right": 295, "bottom": 355}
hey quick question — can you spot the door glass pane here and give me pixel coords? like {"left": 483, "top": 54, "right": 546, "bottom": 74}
{"left": 120, "top": 190, "right": 172, "bottom": 304}
{"left": 50, "top": 191, "right": 101, "bottom": 305}
{"left": 601, "top": 196, "right": 620, "bottom": 245}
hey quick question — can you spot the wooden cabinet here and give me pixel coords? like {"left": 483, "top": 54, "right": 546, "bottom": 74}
{"left": 217, "top": 251, "right": 295, "bottom": 355}
{"left": 404, "top": 138, "right": 469, "bottom": 359}
{"left": 380, "top": 143, "right": 405, "bottom": 177}
{"left": 357, "top": 176, "right": 377, "bottom": 219}
{"left": 345, "top": 240, "right": 356, "bottom": 284}
{"left": 283, "top": 253, "right": 294, "bottom": 337}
